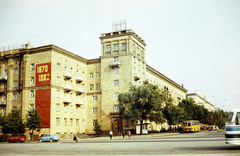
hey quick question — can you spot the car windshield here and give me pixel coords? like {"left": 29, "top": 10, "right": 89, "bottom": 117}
{"left": 227, "top": 112, "right": 234, "bottom": 122}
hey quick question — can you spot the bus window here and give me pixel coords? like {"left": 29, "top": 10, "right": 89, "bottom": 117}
{"left": 183, "top": 122, "right": 187, "bottom": 127}
{"left": 227, "top": 112, "right": 234, "bottom": 122}
{"left": 235, "top": 112, "right": 240, "bottom": 125}
{"left": 188, "top": 123, "right": 192, "bottom": 126}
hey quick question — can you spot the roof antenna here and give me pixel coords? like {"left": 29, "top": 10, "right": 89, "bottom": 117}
{"left": 112, "top": 19, "right": 126, "bottom": 32}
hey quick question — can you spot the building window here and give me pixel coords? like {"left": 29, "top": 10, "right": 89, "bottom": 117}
{"left": 96, "top": 72, "right": 100, "bottom": 78}
{"left": 93, "top": 120, "right": 97, "bottom": 126}
{"left": 106, "top": 45, "right": 111, "bottom": 52}
{"left": 133, "top": 44, "right": 135, "bottom": 51}
{"left": 114, "top": 105, "right": 119, "bottom": 112}
{"left": 82, "top": 72, "right": 85, "bottom": 78}
{"left": 114, "top": 68, "right": 119, "bottom": 74}
{"left": 82, "top": 96, "right": 85, "bottom": 102}
{"left": 13, "top": 81, "right": 18, "bottom": 87}
{"left": 71, "top": 68, "right": 73, "bottom": 75}
{"left": 56, "top": 104, "right": 60, "bottom": 112}
{"left": 29, "top": 104, "right": 34, "bottom": 110}
{"left": 137, "top": 47, "right": 139, "bottom": 54}
{"left": 96, "top": 84, "right": 100, "bottom": 90}
{"left": 113, "top": 56, "right": 119, "bottom": 62}
{"left": 56, "top": 118, "right": 60, "bottom": 126}
{"left": 64, "top": 118, "right": 67, "bottom": 126}
{"left": 76, "top": 106, "right": 79, "bottom": 114}
{"left": 76, "top": 119, "right": 79, "bottom": 127}
{"left": 93, "top": 107, "right": 98, "bottom": 114}
{"left": 2, "top": 107, "right": 6, "bottom": 114}
{"left": 14, "top": 68, "right": 18, "bottom": 75}
{"left": 12, "top": 106, "right": 17, "bottom": 110}
{"left": 30, "top": 90, "right": 34, "bottom": 98}
{"left": 76, "top": 70, "right": 79, "bottom": 77}
{"left": 90, "top": 84, "right": 94, "bottom": 90}
{"left": 30, "top": 77, "right": 34, "bottom": 85}
{"left": 70, "top": 106, "right": 73, "bottom": 113}
{"left": 138, "top": 60, "right": 140, "bottom": 66}
{"left": 70, "top": 118, "right": 73, "bottom": 126}
{"left": 56, "top": 90, "right": 60, "bottom": 97}
{"left": 64, "top": 105, "right": 67, "bottom": 112}
{"left": 57, "top": 77, "right": 60, "bottom": 84}
{"left": 82, "top": 84, "right": 85, "bottom": 91}
{"left": 13, "top": 93, "right": 17, "bottom": 100}
{"left": 57, "top": 63, "right": 61, "bottom": 71}
{"left": 3, "top": 94, "right": 6, "bottom": 102}
{"left": 114, "top": 92, "right": 119, "bottom": 99}
{"left": 64, "top": 66, "right": 68, "bottom": 73}
{"left": 122, "top": 43, "right": 126, "bottom": 50}
{"left": 93, "top": 96, "right": 97, "bottom": 102}
{"left": 3, "top": 69, "right": 7, "bottom": 76}
{"left": 82, "top": 108, "right": 85, "bottom": 114}
{"left": 114, "top": 44, "right": 119, "bottom": 51}
{"left": 114, "top": 80, "right": 119, "bottom": 87}
{"left": 82, "top": 119, "right": 85, "bottom": 126}
{"left": 30, "top": 63, "right": 35, "bottom": 71}
{"left": 89, "top": 73, "right": 93, "bottom": 78}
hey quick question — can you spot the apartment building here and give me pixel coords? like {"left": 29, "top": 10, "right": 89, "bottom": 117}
{"left": 187, "top": 93, "right": 214, "bottom": 111}
{"left": 0, "top": 29, "right": 187, "bottom": 137}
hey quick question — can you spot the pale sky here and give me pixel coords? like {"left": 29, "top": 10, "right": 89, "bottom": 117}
{"left": 0, "top": 0, "right": 240, "bottom": 111}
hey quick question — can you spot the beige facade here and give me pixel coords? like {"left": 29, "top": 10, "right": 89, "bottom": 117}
{"left": 0, "top": 29, "right": 188, "bottom": 138}
{"left": 187, "top": 93, "right": 214, "bottom": 112}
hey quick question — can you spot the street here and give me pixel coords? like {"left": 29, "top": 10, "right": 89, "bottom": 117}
{"left": 0, "top": 131, "right": 239, "bottom": 156}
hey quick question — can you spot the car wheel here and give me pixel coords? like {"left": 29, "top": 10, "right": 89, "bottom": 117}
{"left": 8, "top": 141, "right": 10, "bottom": 143}
{"left": 50, "top": 139, "right": 53, "bottom": 142}
{"left": 39, "top": 139, "right": 43, "bottom": 142}
{"left": 17, "top": 141, "right": 19, "bottom": 143}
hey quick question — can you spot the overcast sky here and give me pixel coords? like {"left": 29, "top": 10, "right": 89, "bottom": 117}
{"left": 0, "top": 0, "right": 240, "bottom": 111}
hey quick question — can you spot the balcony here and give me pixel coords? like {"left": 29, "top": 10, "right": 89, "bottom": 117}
{"left": 143, "top": 79, "right": 149, "bottom": 84}
{"left": 0, "top": 76, "right": 7, "bottom": 81}
{"left": 76, "top": 88, "right": 84, "bottom": 94}
{"left": 134, "top": 73, "right": 140, "bottom": 81}
{"left": 63, "top": 98, "right": 71, "bottom": 104}
{"left": 0, "top": 88, "right": 7, "bottom": 94}
{"left": 75, "top": 76, "right": 83, "bottom": 83}
{"left": 0, "top": 101, "right": 6, "bottom": 105}
{"left": 75, "top": 100, "right": 83, "bottom": 106}
{"left": 63, "top": 72, "right": 72, "bottom": 79}
{"left": 63, "top": 84, "right": 72, "bottom": 92}
{"left": 110, "top": 61, "right": 120, "bottom": 68}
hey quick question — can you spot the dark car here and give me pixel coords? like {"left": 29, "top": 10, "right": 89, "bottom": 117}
{"left": 8, "top": 136, "right": 25, "bottom": 143}
{"left": 39, "top": 134, "right": 59, "bottom": 142}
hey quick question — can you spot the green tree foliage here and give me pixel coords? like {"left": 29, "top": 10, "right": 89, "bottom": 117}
{"left": 93, "top": 120, "right": 103, "bottom": 136}
{"left": 163, "top": 103, "right": 184, "bottom": 125}
{"left": 25, "top": 109, "right": 44, "bottom": 140}
{"left": 179, "top": 98, "right": 228, "bottom": 128}
{"left": 1, "top": 109, "right": 25, "bottom": 135}
{"left": 119, "top": 84, "right": 167, "bottom": 134}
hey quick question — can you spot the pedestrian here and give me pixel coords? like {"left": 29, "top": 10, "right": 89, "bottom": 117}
{"left": 39, "top": 133, "right": 41, "bottom": 138}
{"left": 122, "top": 130, "right": 125, "bottom": 139}
{"left": 73, "top": 134, "right": 77, "bottom": 144}
{"left": 128, "top": 130, "right": 131, "bottom": 139}
{"left": 109, "top": 130, "right": 113, "bottom": 140}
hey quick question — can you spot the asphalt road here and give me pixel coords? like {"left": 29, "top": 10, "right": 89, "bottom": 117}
{"left": 0, "top": 131, "right": 239, "bottom": 156}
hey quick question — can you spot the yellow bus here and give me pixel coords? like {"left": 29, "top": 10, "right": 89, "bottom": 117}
{"left": 183, "top": 120, "right": 200, "bottom": 132}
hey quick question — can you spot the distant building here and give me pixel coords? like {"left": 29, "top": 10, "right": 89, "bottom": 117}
{"left": 187, "top": 93, "right": 214, "bottom": 111}
{"left": 0, "top": 29, "right": 187, "bottom": 138}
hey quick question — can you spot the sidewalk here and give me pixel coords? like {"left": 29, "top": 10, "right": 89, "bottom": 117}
{"left": 59, "top": 132, "right": 180, "bottom": 143}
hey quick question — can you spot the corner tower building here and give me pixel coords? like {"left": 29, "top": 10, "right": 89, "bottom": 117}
{"left": 0, "top": 29, "right": 187, "bottom": 138}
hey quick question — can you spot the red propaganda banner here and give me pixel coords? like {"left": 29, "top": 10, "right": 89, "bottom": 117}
{"left": 35, "top": 88, "right": 51, "bottom": 128}
{"left": 36, "top": 62, "right": 51, "bottom": 87}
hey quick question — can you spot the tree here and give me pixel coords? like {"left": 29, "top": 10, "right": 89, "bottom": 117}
{"left": 93, "top": 120, "right": 103, "bottom": 136}
{"left": 25, "top": 109, "right": 44, "bottom": 140}
{"left": 1, "top": 109, "right": 25, "bottom": 135}
{"left": 163, "top": 103, "right": 184, "bottom": 125}
{"left": 119, "top": 84, "right": 166, "bottom": 135}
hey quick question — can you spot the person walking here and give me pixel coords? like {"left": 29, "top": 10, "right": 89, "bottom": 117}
{"left": 122, "top": 130, "right": 125, "bottom": 139}
{"left": 128, "top": 130, "right": 131, "bottom": 139}
{"left": 73, "top": 134, "right": 77, "bottom": 144}
{"left": 109, "top": 131, "right": 113, "bottom": 140}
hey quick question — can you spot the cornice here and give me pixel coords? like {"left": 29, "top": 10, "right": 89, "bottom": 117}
{"left": 87, "top": 58, "right": 101, "bottom": 65}
{"left": 146, "top": 65, "right": 188, "bottom": 93}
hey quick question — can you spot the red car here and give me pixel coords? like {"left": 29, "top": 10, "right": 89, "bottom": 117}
{"left": 8, "top": 136, "right": 25, "bottom": 143}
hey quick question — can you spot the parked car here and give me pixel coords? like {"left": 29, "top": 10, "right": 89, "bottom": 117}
{"left": 39, "top": 134, "right": 59, "bottom": 142}
{"left": 8, "top": 136, "right": 25, "bottom": 143}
